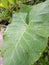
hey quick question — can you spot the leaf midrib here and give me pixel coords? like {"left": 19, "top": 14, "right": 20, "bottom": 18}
{"left": 8, "top": 26, "right": 26, "bottom": 65}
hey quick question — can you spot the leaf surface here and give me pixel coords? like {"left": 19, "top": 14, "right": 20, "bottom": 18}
{"left": 29, "top": 1, "right": 49, "bottom": 38}
{"left": 2, "top": 1, "right": 49, "bottom": 65}
{"left": 0, "top": 0, "right": 8, "bottom": 8}
{"left": 8, "top": 0, "right": 16, "bottom": 5}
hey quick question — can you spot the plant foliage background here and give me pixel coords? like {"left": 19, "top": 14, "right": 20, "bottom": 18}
{"left": 0, "top": 0, "right": 49, "bottom": 65}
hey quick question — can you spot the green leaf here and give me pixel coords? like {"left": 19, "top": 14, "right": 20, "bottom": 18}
{"left": 20, "top": 4, "right": 32, "bottom": 13}
{"left": 0, "top": 0, "right": 8, "bottom": 8}
{"left": 29, "top": 1, "right": 49, "bottom": 38}
{"left": 2, "top": 1, "right": 49, "bottom": 65}
{"left": 8, "top": 0, "right": 16, "bottom": 5}
{"left": 20, "top": 4, "right": 32, "bottom": 24}
{"left": 0, "top": 3, "right": 4, "bottom": 7}
{"left": 21, "top": 0, "right": 26, "bottom": 3}
{"left": 2, "top": 13, "right": 47, "bottom": 65}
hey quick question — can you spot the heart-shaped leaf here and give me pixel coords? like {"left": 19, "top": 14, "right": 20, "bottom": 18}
{"left": 1, "top": 0, "right": 49, "bottom": 65}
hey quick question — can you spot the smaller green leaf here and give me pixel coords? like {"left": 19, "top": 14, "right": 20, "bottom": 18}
{"left": 0, "top": 0, "right": 8, "bottom": 9}
{"left": 8, "top": 0, "right": 16, "bottom": 5}
{"left": 20, "top": 4, "right": 32, "bottom": 24}
{"left": 20, "top": 4, "right": 32, "bottom": 13}
{"left": 0, "top": 3, "right": 4, "bottom": 7}
{"left": 21, "top": 0, "right": 26, "bottom": 3}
